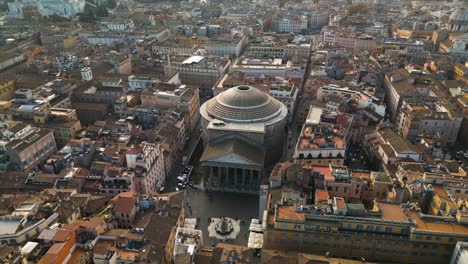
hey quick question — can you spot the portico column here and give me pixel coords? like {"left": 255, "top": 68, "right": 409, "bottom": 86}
{"left": 216, "top": 167, "right": 221, "bottom": 186}
{"left": 220, "top": 167, "right": 224, "bottom": 186}
{"left": 234, "top": 168, "right": 238, "bottom": 187}
{"left": 225, "top": 167, "right": 229, "bottom": 187}
{"left": 249, "top": 170, "right": 253, "bottom": 187}
{"left": 242, "top": 169, "right": 246, "bottom": 189}
{"left": 209, "top": 166, "right": 214, "bottom": 186}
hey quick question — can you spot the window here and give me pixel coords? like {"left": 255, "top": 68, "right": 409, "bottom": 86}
{"left": 385, "top": 227, "right": 392, "bottom": 233}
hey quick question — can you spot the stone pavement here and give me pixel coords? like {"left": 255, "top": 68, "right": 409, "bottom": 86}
{"left": 184, "top": 187, "right": 259, "bottom": 246}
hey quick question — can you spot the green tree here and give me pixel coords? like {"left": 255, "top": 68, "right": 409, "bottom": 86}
{"left": 46, "top": 14, "right": 70, "bottom": 22}
{"left": 95, "top": 5, "right": 108, "bottom": 17}
{"left": 103, "top": 0, "right": 116, "bottom": 9}
{"left": 0, "top": 3, "right": 8, "bottom": 13}
{"left": 347, "top": 4, "right": 369, "bottom": 15}
{"left": 78, "top": 7, "right": 95, "bottom": 23}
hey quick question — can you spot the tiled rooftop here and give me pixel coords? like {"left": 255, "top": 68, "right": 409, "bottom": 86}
{"left": 276, "top": 205, "right": 305, "bottom": 221}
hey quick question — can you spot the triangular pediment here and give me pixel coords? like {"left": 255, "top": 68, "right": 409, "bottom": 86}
{"left": 205, "top": 153, "right": 262, "bottom": 167}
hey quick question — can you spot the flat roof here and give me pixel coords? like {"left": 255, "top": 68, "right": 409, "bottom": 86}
{"left": 379, "top": 203, "right": 409, "bottom": 223}
{"left": 335, "top": 198, "right": 345, "bottom": 210}
{"left": 21, "top": 242, "right": 39, "bottom": 254}
{"left": 409, "top": 210, "right": 468, "bottom": 234}
{"left": 351, "top": 171, "right": 372, "bottom": 180}
{"left": 277, "top": 205, "right": 305, "bottom": 222}
{"left": 312, "top": 166, "right": 334, "bottom": 181}
{"left": 0, "top": 219, "right": 21, "bottom": 235}
{"left": 306, "top": 107, "right": 323, "bottom": 125}
{"left": 182, "top": 56, "right": 204, "bottom": 64}
{"left": 315, "top": 189, "right": 329, "bottom": 202}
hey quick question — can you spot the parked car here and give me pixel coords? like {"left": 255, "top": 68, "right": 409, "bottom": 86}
{"left": 177, "top": 176, "right": 187, "bottom": 182}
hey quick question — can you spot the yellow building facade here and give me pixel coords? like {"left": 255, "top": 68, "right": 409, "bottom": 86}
{"left": 0, "top": 80, "right": 15, "bottom": 101}
{"left": 263, "top": 203, "right": 468, "bottom": 263}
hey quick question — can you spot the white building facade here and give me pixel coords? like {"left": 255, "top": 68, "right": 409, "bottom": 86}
{"left": 8, "top": 0, "right": 85, "bottom": 18}
{"left": 126, "top": 142, "right": 166, "bottom": 194}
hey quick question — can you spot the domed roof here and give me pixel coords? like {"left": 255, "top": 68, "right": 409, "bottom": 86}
{"left": 450, "top": 7, "right": 467, "bottom": 22}
{"left": 374, "top": 0, "right": 385, "bottom": 6}
{"left": 217, "top": 85, "right": 270, "bottom": 108}
{"left": 205, "top": 85, "right": 284, "bottom": 123}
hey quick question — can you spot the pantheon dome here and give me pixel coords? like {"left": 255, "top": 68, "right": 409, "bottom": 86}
{"left": 203, "top": 85, "right": 285, "bottom": 123}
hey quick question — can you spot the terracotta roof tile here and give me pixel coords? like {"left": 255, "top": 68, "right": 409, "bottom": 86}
{"left": 51, "top": 229, "right": 71, "bottom": 243}
{"left": 114, "top": 196, "right": 137, "bottom": 214}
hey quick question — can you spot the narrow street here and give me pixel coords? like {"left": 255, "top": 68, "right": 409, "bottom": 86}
{"left": 281, "top": 42, "right": 314, "bottom": 162}
{"left": 164, "top": 118, "right": 202, "bottom": 193}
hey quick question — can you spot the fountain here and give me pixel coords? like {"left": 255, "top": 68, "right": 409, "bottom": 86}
{"left": 215, "top": 217, "right": 234, "bottom": 235}
{"left": 208, "top": 217, "right": 240, "bottom": 240}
